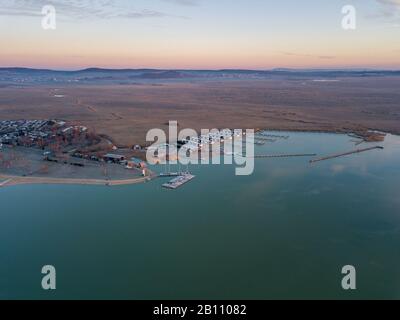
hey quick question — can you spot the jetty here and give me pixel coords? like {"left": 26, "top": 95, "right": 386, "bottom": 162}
{"left": 0, "top": 178, "right": 12, "bottom": 187}
{"left": 254, "top": 136, "right": 277, "bottom": 142}
{"left": 159, "top": 172, "right": 189, "bottom": 178}
{"left": 310, "top": 146, "right": 384, "bottom": 163}
{"left": 257, "top": 132, "right": 289, "bottom": 139}
{"left": 251, "top": 153, "right": 317, "bottom": 159}
{"left": 254, "top": 140, "right": 266, "bottom": 146}
{"left": 162, "top": 174, "right": 196, "bottom": 190}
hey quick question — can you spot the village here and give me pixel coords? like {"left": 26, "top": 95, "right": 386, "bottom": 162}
{"left": 0, "top": 119, "right": 150, "bottom": 186}
{"left": 0, "top": 119, "right": 88, "bottom": 149}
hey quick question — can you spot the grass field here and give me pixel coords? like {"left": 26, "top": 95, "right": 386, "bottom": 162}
{"left": 1, "top": 77, "right": 399, "bottom": 146}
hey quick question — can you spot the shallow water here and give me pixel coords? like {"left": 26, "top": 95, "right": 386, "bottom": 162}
{"left": 1, "top": 132, "right": 400, "bottom": 299}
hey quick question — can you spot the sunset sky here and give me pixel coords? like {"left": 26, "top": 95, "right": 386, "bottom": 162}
{"left": 1, "top": 0, "right": 400, "bottom": 70}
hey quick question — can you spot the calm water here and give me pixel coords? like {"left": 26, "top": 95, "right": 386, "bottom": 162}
{"left": 1, "top": 132, "right": 400, "bottom": 300}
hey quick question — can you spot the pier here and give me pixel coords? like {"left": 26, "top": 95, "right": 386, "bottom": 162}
{"left": 254, "top": 140, "right": 266, "bottom": 146}
{"left": 162, "top": 174, "right": 196, "bottom": 190}
{"left": 350, "top": 139, "right": 364, "bottom": 146}
{"left": 159, "top": 172, "right": 189, "bottom": 178}
{"left": 310, "top": 146, "right": 384, "bottom": 163}
{"left": 0, "top": 178, "right": 12, "bottom": 187}
{"left": 251, "top": 153, "right": 317, "bottom": 159}
{"left": 254, "top": 136, "right": 277, "bottom": 142}
{"left": 257, "top": 132, "right": 289, "bottom": 139}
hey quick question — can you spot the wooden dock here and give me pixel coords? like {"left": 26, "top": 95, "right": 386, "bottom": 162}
{"left": 254, "top": 136, "right": 277, "bottom": 142}
{"left": 257, "top": 132, "right": 289, "bottom": 139}
{"left": 159, "top": 172, "right": 189, "bottom": 178}
{"left": 251, "top": 153, "right": 317, "bottom": 159}
{"left": 310, "top": 146, "right": 384, "bottom": 163}
{"left": 0, "top": 178, "right": 12, "bottom": 187}
{"left": 162, "top": 174, "right": 196, "bottom": 189}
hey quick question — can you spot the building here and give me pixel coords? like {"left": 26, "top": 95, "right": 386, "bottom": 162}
{"left": 129, "top": 157, "right": 147, "bottom": 169}
{"left": 103, "top": 153, "right": 125, "bottom": 163}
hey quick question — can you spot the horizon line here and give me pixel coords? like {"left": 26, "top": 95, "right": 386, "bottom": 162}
{"left": 1, "top": 66, "right": 400, "bottom": 72}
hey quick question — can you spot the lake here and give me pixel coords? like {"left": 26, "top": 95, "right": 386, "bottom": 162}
{"left": 1, "top": 131, "right": 400, "bottom": 299}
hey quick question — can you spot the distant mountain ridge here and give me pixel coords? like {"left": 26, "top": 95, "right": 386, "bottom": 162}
{"left": 1, "top": 67, "right": 399, "bottom": 73}
{"left": 1, "top": 67, "right": 400, "bottom": 85}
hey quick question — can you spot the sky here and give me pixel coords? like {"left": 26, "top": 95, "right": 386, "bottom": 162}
{"left": 0, "top": 0, "right": 400, "bottom": 70}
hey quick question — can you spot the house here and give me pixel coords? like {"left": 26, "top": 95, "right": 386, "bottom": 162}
{"left": 103, "top": 153, "right": 125, "bottom": 163}
{"left": 130, "top": 157, "right": 147, "bottom": 169}
{"left": 62, "top": 127, "right": 73, "bottom": 134}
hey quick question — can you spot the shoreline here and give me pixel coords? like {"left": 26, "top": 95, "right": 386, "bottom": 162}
{"left": 0, "top": 173, "right": 156, "bottom": 188}
{"left": 0, "top": 129, "right": 389, "bottom": 188}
